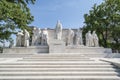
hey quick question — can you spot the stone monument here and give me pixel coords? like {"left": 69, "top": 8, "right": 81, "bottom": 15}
{"left": 49, "top": 20, "right": 65, "bottom": 53}
{"left": 3, "top": 20, "right": 112, "bottom": 54}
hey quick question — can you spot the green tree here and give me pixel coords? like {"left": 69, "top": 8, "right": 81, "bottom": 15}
{"left": 0, "top": 0, "right": 35, "bottom": 44}
{"left": 83, "top": 0, "right": 120, "bottom": 49}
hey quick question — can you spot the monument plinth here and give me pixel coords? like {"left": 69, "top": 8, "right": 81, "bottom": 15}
{"left": 49, "top": 39, "right": 65, "bottom": 53}
{"left": 3, "top": 46, "right": 49, "bottom": 54}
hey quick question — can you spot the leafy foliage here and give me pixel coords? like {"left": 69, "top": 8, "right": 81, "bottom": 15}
{"left": 83, "top": 0, "right": 120, "bottom": 50}
{"left": 0, "top": 0, "right": 35, "bottom": 44}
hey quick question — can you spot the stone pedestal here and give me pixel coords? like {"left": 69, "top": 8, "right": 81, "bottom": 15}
{"left": 3, "top": 46, "right": 49, "bottom": 54}
{"left": 65, "top": 46, "right": 112, "bottom": 53}
{"left": 49, "top": 39, "right": 65, "bottom": 53}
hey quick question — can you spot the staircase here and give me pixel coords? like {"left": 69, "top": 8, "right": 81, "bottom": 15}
{"left": 0, "top": 54, "right": 120, "bottom": 80}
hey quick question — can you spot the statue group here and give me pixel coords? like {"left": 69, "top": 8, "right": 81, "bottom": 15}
{"left": 31, "top": 28, "right": 48, "bottom": 46}
{"left": 16, "top": 29, "right": 30, "bottom": 47}
{"left": 16, "top": 20, "right": 99, "bottom": 47}
{"left": 16, "top": 28, "right": 48, "bottom": 47}
{"left": 86, "top": 31, "right": 99, "bottom": 47}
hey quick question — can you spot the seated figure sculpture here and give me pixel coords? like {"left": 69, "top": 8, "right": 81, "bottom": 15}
{"left": 92, "top": 31, "right": 99, "bottom": 47}
{"left": 66, "top": 28, "right": 74, "bottom": 46}
{"left": 41, "top": 28, "right": 48, "bottom": 45}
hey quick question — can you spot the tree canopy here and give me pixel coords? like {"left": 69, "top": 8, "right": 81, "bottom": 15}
{"left": 0, "top": 0, "right": 35, "bottom": 43}
{"left": 83, "top": 0, "right": 120, "bottom": 51}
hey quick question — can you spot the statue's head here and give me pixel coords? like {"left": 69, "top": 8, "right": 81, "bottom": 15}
{"left": 57, "top": 20, "right": 60, "bottom": 23}
{"left": 44, "top": 28, "right": 47, "bottom": 30}
{"left": 77, "top": 29, "right": 80, "bottom": 32}
{"left": 33, "top": 27, "right": 36, "bottom": 30}
{"left": 21, "top": 30, "right": 23, "bottom": 33}
{"left": 88, "top": 30, "right": 91, "bottom": 33}
{"left": 93, "top": 31, "right": 96, "bottom": 33}
{"left": 38, "top": 28, "right": 41, "bottom": 30}
{"left": 68, "top": 28, "right": 71, "bottom": 30}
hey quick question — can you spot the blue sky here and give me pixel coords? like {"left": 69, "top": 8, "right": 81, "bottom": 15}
{"left": 28, "top": 0, "right": 104, "bottom": 29}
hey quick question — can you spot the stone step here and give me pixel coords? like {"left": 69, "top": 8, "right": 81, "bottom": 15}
{"left": 28, "top": 54, "right": 86, "bottom": 56}
{"left": 8, "top": 61, "right": 107, "bottom": 63}
{"left": 1, "top": 69, "right": 119, "bottom": 72}
{"left": 23, "top": 57, "right": 89, "bottom": 59}
{"left": 0, "top": 54, "right": 119, "bottom": 80}
{"left": 0, "top": 76, "right": 120, "bottom": 80}
{"left": 18, "top": 59, "right": 94, "bottom": 61}
{"left": 1, "top": 60, "right": 102, "bottom": 63}
{"left": 0, "top": 54, "right": 32, "bottom": 58}
{"left": 0, "top": 62, "right": 111, "bottom": 65}
{"left": 0, "top": 67, "right": 118, "bottom": 71}
{"left": 16, "top": 61, "right": 96, "bottom": 63}
{"left": 0, "top": 72, "right": 119, "bottom": 76}
{"left": 0, "top": 68, "right": 120, "bottom": 74}
{"left": 0, "top": 65, "right": 115, "bottom": 68}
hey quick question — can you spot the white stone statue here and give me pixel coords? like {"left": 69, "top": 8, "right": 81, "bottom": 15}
{"left": 41, "top": 28, "right": 48, "bottom": 45}
{"left": 55, "top": 20, "right": 62, "bottom": 40}
{"left": 85, "top": 31, "right": 93, "bottom": 47}
{"left": 32, "top": 27, "right": 37, "bottom": 46}
{"left": 16, "top": 30, "right": 24, "bottom": 47}
{"left": 36, "top": 28, "right": 42, "bottom": 45}
{"left": 92, "top": 31, "right": 99, "bottom": 47}
{"left": 75, "top": 29, "right": 83, "bottom": 45}
{"left": 24, "top": 29, "right": 30, "bottom": 47}
{"left": 9, "top": 39, "right": 14, "bottom": 48}
{"left": 66, "top": 28, "right": 74, "bottom": 46}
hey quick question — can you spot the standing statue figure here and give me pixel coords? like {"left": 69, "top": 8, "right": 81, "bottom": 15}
{"left": 41, "top": 28, "right": 48, "bottom": 45}
{"left": 36, "top": 28, "right": 42, "bottom": 45}
{"left": 32, "top": 27, "right": 37, "bottom": 46}
{"left": 16, "top": 30, "right": 24, "bottom": 47}
{"left": 85, "top": 31, "right": 93, "bottom": 47}
{"left": 9, "top": 39, "right": 14, "bottom": 48}
{"left": 75, "top": 29, "right": 83, "bottom": 45}
{"left": 24, "top": 29, "right": 30, "bottom": 47}
{"left": 66, "top": 28, "right": 74, "bottom": 46}
{"left": 55, "top": 20, "right": 62, "bottom": 40}
{"left": 92, "top": 31, "right": 99, "bottom": 47}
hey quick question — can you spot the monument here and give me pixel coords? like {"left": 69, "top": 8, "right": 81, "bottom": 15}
{"left": 3, "top": 20, "right": 112, "bottom": 54}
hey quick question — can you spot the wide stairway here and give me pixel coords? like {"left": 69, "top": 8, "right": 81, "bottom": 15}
{"left": 0, "top": 54, "right": 120, "bottom": 80}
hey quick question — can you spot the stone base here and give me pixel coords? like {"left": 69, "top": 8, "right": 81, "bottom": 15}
{"left": 65, "top": 46, "right": 112, "bottom": 53}
{"left": 3, "top": 46, "right": 49, "bottom": 54}
{"left": 3, "top": 45, "right": 112, "bottom": 55}
{"left": 49, "top": 39, "right": 65, "bottom": 53}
